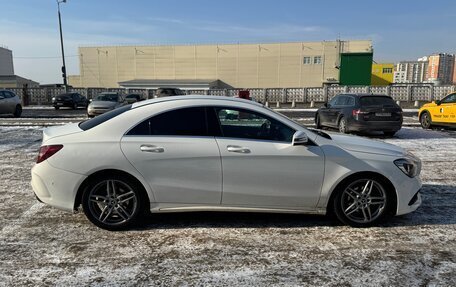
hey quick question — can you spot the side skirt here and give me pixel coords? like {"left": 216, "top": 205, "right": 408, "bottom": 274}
{"left": 149, "top": 203, "right": 326, "bottom": 215}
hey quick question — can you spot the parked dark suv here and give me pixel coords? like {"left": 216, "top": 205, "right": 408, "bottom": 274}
{"left": 315, "top": 94, "right": 403, "bottom": 136}
{"left": 52, "top": 93, "right": 89, "bottom": 110}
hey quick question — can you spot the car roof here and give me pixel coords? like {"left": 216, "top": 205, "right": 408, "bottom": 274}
{"left": 338, "top": 93, "right": 390, "bottom": 97}
{"left": 132, "top": 95, "right": 263, "bottom": 109}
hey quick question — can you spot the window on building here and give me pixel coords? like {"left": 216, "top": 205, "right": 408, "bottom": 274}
{"left": 382, "top": 68, "right": 393, "bottom": 74}
{"left": 303, "top": 57, "right": 311, "bottom": 64}
{"left": 313, "top": 56, "right": 322, "bottom": 64}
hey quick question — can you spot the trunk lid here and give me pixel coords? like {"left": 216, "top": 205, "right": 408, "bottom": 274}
{"left": 42, "top": 123, "right": 83, "bottom": 142}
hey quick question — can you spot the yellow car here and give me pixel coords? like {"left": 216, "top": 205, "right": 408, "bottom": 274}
{"left": 418, "top": 92, "right": 456, "bottom": 129}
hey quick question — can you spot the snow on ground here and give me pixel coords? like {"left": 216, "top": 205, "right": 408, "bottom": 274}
{"left": 0, "top": 126, "right": 455, "bottom": 286}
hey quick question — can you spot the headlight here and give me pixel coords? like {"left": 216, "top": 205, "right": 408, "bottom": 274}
{"left": 52, "top": 97, "right": 55, "bottom": 101}
{"left": 394, "top": 157, "right": 421, "bottom": 178}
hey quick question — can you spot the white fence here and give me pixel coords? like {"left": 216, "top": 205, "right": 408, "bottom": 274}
{"left": 5, "top": 84, "right": 455, "bottom": 105}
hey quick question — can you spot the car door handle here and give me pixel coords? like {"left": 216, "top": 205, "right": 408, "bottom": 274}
{"left": 140, "top": 145, "right": 164, "bottom": 153}
{"left": 227, "top": 145, "right": 251, "bottom": 154}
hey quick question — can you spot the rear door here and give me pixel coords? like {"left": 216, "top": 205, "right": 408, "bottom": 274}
{"left": 326, "top": 95, "right": 346, "bottom": 126}
{"left": 120, "top": 107, "right": 222, "bottom": 204}
{"left": 319, "top": 96, "right": 338, "bottom": 125}
{"left": 213, "top": 107, "right": 325, "bottom": 209}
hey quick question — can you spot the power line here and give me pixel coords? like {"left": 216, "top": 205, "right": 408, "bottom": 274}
{"left": 13, "top": 55, "right": 79, "bottom": 59}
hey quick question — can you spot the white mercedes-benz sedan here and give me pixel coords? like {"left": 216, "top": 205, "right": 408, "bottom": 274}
{"left": 31, "top": 96, "right": 422, "bottom": 230}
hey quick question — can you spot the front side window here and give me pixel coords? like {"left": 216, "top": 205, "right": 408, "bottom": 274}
{"left": 328, "top": 96, "right": 338, "bottom": 107}
{"left": 127, "top": 107, "right": 207, "bottom": 136}
{"left": 215, "top": 107, "right": 295, "bottom": 142}
{"left": 334, "top": 96, "right": 347, "bottom": 106}
{"left": 441, "top": 93, "right": 456, "bottom": 104}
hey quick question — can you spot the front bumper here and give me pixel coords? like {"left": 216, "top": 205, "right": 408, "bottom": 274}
{"left": 394, "top": 175, "right": 422, "bottom": 216}
{"left": 31, "top": 160, "right": 87, "bottom": 212}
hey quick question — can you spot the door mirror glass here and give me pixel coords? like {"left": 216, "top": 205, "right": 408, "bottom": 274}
{"left": 292, "top": 131, "right": 308, "bottom": 145}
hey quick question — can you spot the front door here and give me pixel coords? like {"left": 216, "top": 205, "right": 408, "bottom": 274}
{"left": 213, "top": 107, "right": 325, "bottom": 209}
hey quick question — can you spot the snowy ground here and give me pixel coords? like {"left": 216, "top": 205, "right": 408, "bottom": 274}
{"left": 0, "top": 125, "right": 455, "bottom": 286}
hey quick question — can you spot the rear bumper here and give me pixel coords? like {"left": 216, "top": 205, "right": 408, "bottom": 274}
{"left": 31, "top": 160, "right": 87, "bottom": 212}
{"left": 348, "top": 120, "right": 402, "bottom": 132}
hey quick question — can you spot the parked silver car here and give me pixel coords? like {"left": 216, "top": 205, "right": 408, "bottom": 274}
{"left": 87, "top": 92, "right": 125, "bottom": 118}
{"left": 0, "top": 90, "right": 22, "bottom": 117}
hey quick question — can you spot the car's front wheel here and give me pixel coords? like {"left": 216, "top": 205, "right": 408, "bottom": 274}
{"left": 420, "top": 111, "right": 432, "bottom": 129}
{"left": 333, "top": 177, "right": 391, "bottom": 227}
{"left": 82, "top": 175, "right": 144, "bottom": 230}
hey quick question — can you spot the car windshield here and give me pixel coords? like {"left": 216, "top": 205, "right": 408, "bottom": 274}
{"left": 360, "top": 96, "right": 396, "bottom": 106}
{"left": 94, "top": 94, "right": 118, "bottom": 102}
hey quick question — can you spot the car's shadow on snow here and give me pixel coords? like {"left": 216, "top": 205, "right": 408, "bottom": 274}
{"left": 134, "top": 183, "right": 456, "bottom": 230}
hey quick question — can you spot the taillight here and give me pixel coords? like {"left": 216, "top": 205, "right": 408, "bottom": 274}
{"left": 352, "top": 109, "right": 368, "bottom": 116}
{"left": 37, "top": 145, "right": 63, "bottom": 163}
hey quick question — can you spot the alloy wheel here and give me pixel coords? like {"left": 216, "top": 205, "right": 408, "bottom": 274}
{"left": 340, "top": 179, "right": 386, "bottom": 224}
{"left": 338, "top": 117, "right": 347, "bottom": 133}
{"left": 87, "top": 179, "right": 138, "bottom": 226}
{"left": 420, "top": 112, "right": 431, "bottom": 129}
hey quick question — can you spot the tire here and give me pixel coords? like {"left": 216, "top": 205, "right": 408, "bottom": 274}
{"left": 82, "top": 174, "right": 145, "bottom": 230}
{"left": 315, "top": 113, "right": 322, "bottom": 129}
{"left": 383, "top": 131, "right": 397, "bottom": 137}
{"left": 420, "top": 111, "right": 432, "bottom": 129}
{"left": 13, "top": 105, "right": 22, "bottom": 118}
{"left": 338, "top": 117, "right": 348, "bottom": 133}
{"left": 333, "top": 177, "right": 392, "bottom": 227}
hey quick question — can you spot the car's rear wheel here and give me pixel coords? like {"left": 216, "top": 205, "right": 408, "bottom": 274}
{"left": 338, "top": 117, "right": 348, "bottom": 133}
{"left": 333, "top": 177, "right": 391, "bottom": 227}
{"left": 82, "top": 175, "right": 144, "bottom": 230}
{"left": 315, "top": 113, "right": 322, "bottom": 129}
{"left": 420, "top": 111, "right": 432, "bottom": 129}
{"left": 13, "top": 105, "right": 22, "bottom": 117}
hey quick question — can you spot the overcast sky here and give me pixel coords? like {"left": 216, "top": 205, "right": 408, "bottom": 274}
{"left": 0, "top": 0, "right": 455, "bottom": 84}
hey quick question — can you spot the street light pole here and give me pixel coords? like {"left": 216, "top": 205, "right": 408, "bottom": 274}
{"left": 57, "top": 0, "right": 67, "bottom": 88}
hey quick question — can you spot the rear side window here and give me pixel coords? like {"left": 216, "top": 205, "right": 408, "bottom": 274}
{"left": 79, "top": 105, "right": 132, "bottom": 131}
{"left": 360, "top": 96, "right": 396, "bottom": 106}
{"left": 127, "top": 107, "right": 208, "bottom": 136}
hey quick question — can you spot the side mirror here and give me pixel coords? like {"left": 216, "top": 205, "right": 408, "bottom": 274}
{"left": 435, "top": 100, "right": 441, "bottom": 105}
{"left": 0, "top": 96, "right": 4, "bottom": 100}
{"left": 323, "top": 103, "right": 328, "bottom": 108}
{"left": 292, "top": 131, "right": 309, "bottom": 146}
